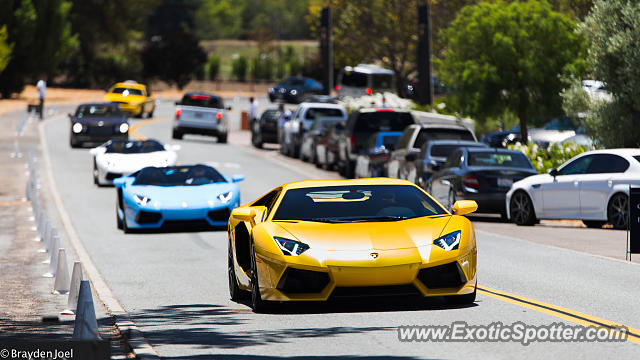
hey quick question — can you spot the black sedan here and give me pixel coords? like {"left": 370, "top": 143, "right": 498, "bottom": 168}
{"left": 69, "top": 103, "right": 129, "bottom": 148}
{"left": 268, "top": 77, "right": 324, "bottom": 104}
{"left": 429, "top": 147, "right": 537, "bottom": 216}
{"left": 251, "top": 109, "right": 280, "bottom": 148}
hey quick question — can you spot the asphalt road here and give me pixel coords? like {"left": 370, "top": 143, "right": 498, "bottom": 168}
{"left": 43, "top": 99, "right": 640, "bottom": 359}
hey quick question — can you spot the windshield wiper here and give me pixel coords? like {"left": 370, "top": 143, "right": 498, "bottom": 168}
{"left": 342, "top": 216, "right": 411, "bottom": 222}
{"left": 302, "top": 217, "right": 354, "bottom": 223}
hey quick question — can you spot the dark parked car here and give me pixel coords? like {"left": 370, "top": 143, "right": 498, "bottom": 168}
{"left": 336, "top": 108, "right": 416, "bottom": 178}
{"left": 251, "top": 109, "right": 280, "bottom": 148}
{"left": 268, "top": 77, "right": 324, "bottom": 104}
{"left": 429, "top": 148, "right": 537, "bottom": 216}
{"left": 69, "top": 103, "right": 128, "bottom": 148}
{"left": 354, "top": 131, "right": 403, "bottom": 178}
{"left": 413, "top": 140, "right": 487, "bottom": 189}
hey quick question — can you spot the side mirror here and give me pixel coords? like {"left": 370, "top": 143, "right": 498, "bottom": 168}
{"left": 112, "top": 177, "right": 126, "bottom": 187}
{"left": 175, "top": 101, "right": 180, "bottom": 106}
{"left": 226, "top": 106, "right": 232, "bottom": 111}
{"left": 452, "top": 200, "right": 478, "bottom": 216}
{"left": 68, "top": 113, "right": 73, "bottom": 118}
{"left": 549, "top": 168, "right": 558, "bottom": 177}
{"left": 231, "top": 174, "right": 245, "bottom": 183}
{"left": 232, "top": 207, "right": 256, "bottom": 226}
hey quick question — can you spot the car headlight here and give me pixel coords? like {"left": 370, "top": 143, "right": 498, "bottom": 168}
{"left": 290, "top": 89, "right": 297, "bottom": 95}
{"left": 72, "top": 123, "right": 83, "bottom": 133}
{"left": 133, "top": 194, "right": 151, "bottom": 206}
{"left": 218, "top": 191, "right": 233, "bottom": 204}
{"left": 274, "top": 236, "right": 310, "bottom": 256}
{"left": 433, "top": 230, "right": 461, "bottom": 251}
{"left": 119, "top": 123, "right": 129, "bottom": 133}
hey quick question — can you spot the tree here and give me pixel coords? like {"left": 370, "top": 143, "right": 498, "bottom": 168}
{"left": 0, "top": 26, "right": 12, "bottom": 74}
{"left": 578, "top": 0, "right": 640, "bottom": 147}
{"left": 141, "top": 31, "right": 207, "bottom": 89}
{"left": 439, "top": 0, "right": 586, "bottom": 142}
{"left": 0, "top": 0, "right": 77, "bottom": 98}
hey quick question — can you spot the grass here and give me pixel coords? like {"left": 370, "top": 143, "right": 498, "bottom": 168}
{"left": 200, "top": 40, "right": 318, "bottom": 81}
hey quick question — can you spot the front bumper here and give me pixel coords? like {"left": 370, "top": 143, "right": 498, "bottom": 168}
{"left": 122, "top": 203, "right": 236, "bottom": 229}
{"left": 72, "top": 133, "right": 128, "bottom": 146}
{"left": 253, "top": 247, "right": 477, "bottom": 302}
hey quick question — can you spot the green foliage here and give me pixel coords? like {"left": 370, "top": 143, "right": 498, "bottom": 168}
{"left": 0, "top": 0, "right": 77, "bottom": 97}
{"left": 508, "top": 141, "right": 594, "bottom": 173}
{"left": 251, "top": 56, "right": 274, "bottom": 81}
{"left": 207, "top": 55, "right": 221, "bottom": 80}
{"left": 232, "top": 55, "right": 248, "bottom": 82}
{"left": 196, "top": 0, "right": 311, "bottom": 40}
{"left": 580, "top": 0, "right": 640, "bottom": 147}
{"left": 287, "top": 57, "right": 301, "bottom": 77}
{"left": 0, "top": 26, "right": 12, "bottom": 74}
{"left": 439, "top": 0, "right": 587, "bottom": 141}
{"left": 560, "top": 75, "right": 592, "bottom": 116}
{"left": 141, "top": 31, "right": 207, "bottom": 89}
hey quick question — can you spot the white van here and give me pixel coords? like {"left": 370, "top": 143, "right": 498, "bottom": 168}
{"left": 336, "top": 64, "right": 395, "bottom": 98}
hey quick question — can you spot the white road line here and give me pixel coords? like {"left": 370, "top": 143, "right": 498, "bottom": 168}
{"left": 39, "top": 115, "right": 160, "bottom": 359}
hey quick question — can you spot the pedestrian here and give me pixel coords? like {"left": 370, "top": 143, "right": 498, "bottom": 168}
{"left": 37, "top": 76, "right": 46, "bottom": 120}
{"left": 381, "top": 96, "right": 390, "bottom": 108}
{"left": 249, "top": 97, "right": 258, "bottom": 123}
{"left": 277, "top": 103, "right": 292, "bottom": 154}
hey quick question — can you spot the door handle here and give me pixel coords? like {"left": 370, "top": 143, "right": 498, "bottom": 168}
{"left": 532, "top": 184, "right": 540, "bottom": 188}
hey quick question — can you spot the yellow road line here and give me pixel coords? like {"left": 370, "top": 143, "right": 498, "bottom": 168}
{"left": 478, "top": 285, "right": 640, "bottom": 344}
{"left": 128, "top": 117, "right": 169, "bottom": 140}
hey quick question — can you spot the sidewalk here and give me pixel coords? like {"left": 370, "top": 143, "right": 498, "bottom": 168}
{"left": 0, "top": 109, "right": 126, "bottom": 356}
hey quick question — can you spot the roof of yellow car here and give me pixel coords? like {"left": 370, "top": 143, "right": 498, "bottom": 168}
{"left": 111, "top": 82, "right": 147, "bottom": 90}
{"left": 281, "top": 177, "right": 416, "bottom": 190}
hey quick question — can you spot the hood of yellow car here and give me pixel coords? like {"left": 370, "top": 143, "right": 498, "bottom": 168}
{"left": 104, "top": 93, "right": 146, "bottom": 104}
{"left": 275, "top": 216, "right": 451, "bottom": 251}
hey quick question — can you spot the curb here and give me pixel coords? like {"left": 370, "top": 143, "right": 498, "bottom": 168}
{"left": 38, "top": 116, "right": 160, "bottom": 359}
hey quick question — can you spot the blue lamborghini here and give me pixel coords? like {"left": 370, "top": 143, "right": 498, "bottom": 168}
{"left": 114, "top": 164, "right": 244, "bottom": 232}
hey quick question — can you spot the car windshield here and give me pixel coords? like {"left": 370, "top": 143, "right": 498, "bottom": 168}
{"left": 76, "top": 105, "right": 120, "bottom": 117}
{"left": 281, "top": 78, "right": 306, "bottom": 87}
{"left": 380, "top": 134, "right": 401, "bottom": 149}
{"left": 341, "top": 71, "right": 368, "bottom": 87}
{"left": 305, "top": 108, "right": 344, "bottom": 119}
{"left": 180, "top": 94, "right": 223, "bottom": 108}
{"left": 133, "top": 165, "right": 226, "bottom": 186}
{"left": 272, "top": 185, "right": 447, "bottom": 222}
{"left": 105, "top": 140, "right": 165, "bottom": 154}
{"left": 354, "top": 112, "right": 414, "bottom": 132}
{"left": 415, "top": 128, "right": 475, "bottom": 148}
{"left": 430, "top": 144, "right": 482, "bottom": 157}
{"left": 110, "top": 87, "right": 143, "bottom": 96}
{"left": 467, "top": 152, "right": 533, "bottom": 168}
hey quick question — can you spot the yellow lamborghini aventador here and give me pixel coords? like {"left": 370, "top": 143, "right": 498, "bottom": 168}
{"left": 228, "top": 178, "right": 478, "bottom": 312}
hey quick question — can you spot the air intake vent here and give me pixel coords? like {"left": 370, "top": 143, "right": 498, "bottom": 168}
{"left": 417, "top": 262, "right": 466, "bottom": 289}
{"left": 135, "top": 210, "right": 162, "bottom": 224}
{"left": 276, "top": 268, "right": 330, "bottom": 294}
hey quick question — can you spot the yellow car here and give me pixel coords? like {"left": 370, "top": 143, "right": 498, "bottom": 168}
{"left": 104, "top": 81, "right": 155, "bottom": 118}
{"left": 228, "top": 178, "right": 478, "bottom": 312}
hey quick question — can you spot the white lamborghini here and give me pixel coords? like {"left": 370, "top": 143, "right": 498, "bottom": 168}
{"left": 90, "top": 139, "right": 179, "bottom": 186}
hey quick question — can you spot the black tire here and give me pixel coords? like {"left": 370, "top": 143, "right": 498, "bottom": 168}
{"left": 218, "top": 133, "right": 228, "bottom": 144}
{"left": 510, "top": 191, "right": 537, "bottom": 226}
{"left": 93, "top": 159, "right": 99, "bottom": 185}
{"left": 345, "top": 160, "right": 355, "bottom": 179}
{"left": 172, "top": 130, "right": 183, "bottom": 140}
{"left": 445, "top": 283, "right": 477, "bottom": 305}
{"left": 252, "top": 128, "right": 263, "bottom": 148}
{"left": 607, "top": 193, "right": 629, "bottom": 230}
{"left": 250, "top": 240, "right": 272, "bottom": 313}
{"left": 148, "top": 108, "right": 154, "bottom": 118}
{"left": 583, "top": 220, "right": 606, "bottom": 229}
{"left": 229, "top": 236, "right": 248, "bottom": 301}
{"left": 116, "top": 207, "right": 123, "bottom": 230}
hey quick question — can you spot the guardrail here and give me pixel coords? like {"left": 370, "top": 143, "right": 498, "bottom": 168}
{"left": 25, "top": 150, "right": 100, "bottom": 340}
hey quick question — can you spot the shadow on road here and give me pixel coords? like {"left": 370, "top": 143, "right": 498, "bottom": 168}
{"left": 130, "top": 299, "right": 478, "bottom": 350}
